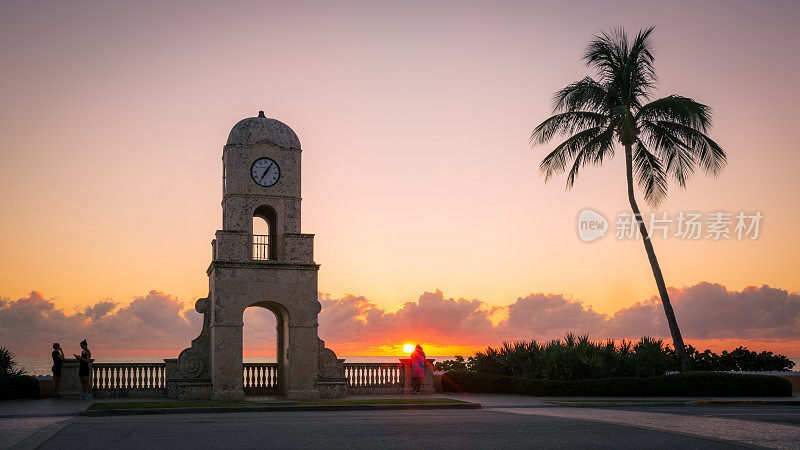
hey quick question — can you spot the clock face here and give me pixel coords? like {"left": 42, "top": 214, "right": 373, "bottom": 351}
{"left": 251, "top": 157, "right": 280, "bottom": 187}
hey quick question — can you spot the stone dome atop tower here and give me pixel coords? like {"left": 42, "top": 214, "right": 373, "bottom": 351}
{"left": 226, "top": 111, "right": 301, "bottom": 149}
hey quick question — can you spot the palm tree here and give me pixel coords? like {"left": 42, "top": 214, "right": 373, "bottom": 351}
{"left": 530, "top": 27, "right": 726, "bottom": 371}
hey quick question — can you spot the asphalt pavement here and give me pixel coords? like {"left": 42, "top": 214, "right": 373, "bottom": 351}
{"left": 35, "top": 409, "right": 744, "bottom": 449}
{"left": 3, "top": 395, "right": 799, "bottom": 449}
{"left": 615, "top": 405, "right": 800, "bottom": 426}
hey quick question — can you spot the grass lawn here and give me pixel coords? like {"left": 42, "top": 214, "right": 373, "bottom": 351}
{"left": 88, "top": 398, "right": 466, "bottom": 411}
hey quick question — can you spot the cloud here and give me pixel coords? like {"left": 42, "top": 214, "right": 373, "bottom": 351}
{"left": 603, "top": 282, "right": 800, "bottom": 341}
{"left": 82, "top": 301, "right": 116, "bottom": 321}
{"left": 318, "top": 294, "right": 394, "bottom": 344}
{"left": 2, "top": 283, "right": 798, "bottom": 359}
{"left": 497, "top": 293, "right": 606, "bottom": 339}
{"left": 0, "top": 290, "right": 201, "bottom": 356}
{"left": 242, "top": 307, "right": 280, "bottom": 352}
{"left": 316, "top": 290, "right": 497, "bottom": 353}
{"left": 316, "top": 283, "right": 799, "bottom": 352}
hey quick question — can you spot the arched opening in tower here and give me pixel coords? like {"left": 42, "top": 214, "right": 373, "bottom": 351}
{"left": 252, "top": 205, "right": 277, "bottom": 260}
{"left": 243, "top": 305, "right": 282, "bottom": 395}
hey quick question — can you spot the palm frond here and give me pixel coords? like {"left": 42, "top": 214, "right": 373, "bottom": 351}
{"left": 584, "top": 28, "right": 627, "bottom": 83}
{"left": 645, "top": 120, "right": 727, "bottom": 175}
{"left": 632, "top": 139, "right": 668, "bottom": 207}
{"left": 530, "top": 111, "right": 607, "bottom": 145}
{"left": 552, "top": 77, "right": 608, "bottom": 113}
{"left": 624, "top": 26, "right": 657, "bottom": 103}
{"left": 539, "top": 126, "right": 604, "bottom": 181}
{"left": 589, "top": 125, "right": 616, "bottom": 164}
{"left": 584, "top": 27, "right": 657, "bottom": 106}
{"left": 636, "top": 96, "right": 712, "bottom": 131}
{"left": 564, "top": 126, "right": 616, "bottom": 188}
{"left": 640, "top": 120, "right": 696, "bottom": 187}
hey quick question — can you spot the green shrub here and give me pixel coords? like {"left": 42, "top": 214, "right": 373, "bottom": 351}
{"left": 437, "top": 335, "right": 796, "bottom": 379}
{"left": 434, "top": 355, "right": 469, "bottom": 372}
{"left": 0, "top": 346, "right": 39, "bottom": 400}
{"left": 0, "top": 346, "right": 25, "bottom": 376}
{"left": 669, "top": 345, "right": 795, "bottom": 372}
{"left": 0, "top": 375, "right": 40, "bottom": 400}
{"left": 710, "top": 347, "right": 793, "bottom": 372}
{"left": 443, "top": 334, "right": 675, "bottom": 379}
{"left": 442, "top": 370, "right": 792, "bottom": 397}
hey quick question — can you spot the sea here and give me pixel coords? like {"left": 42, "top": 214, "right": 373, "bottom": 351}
{"left": 17, "top": 355, "right": 455, "bottom": 377}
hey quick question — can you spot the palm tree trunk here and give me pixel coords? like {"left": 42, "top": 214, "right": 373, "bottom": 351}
{"left": 624, "top": 144, "right": 691, "bottom": 371}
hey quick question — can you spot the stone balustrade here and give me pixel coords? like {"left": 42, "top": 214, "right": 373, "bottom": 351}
{"left": 94, "top": 363, "right": 166, "bottom": 389}
{"left": 89, "top": 359, "right": 435, "bottom": 398}
{"left": 345, "top": 362, "right": 405, "bottom": 394}
{"left": 243, "top": 362, "right": 279, "bottom": 394}
{"left": 92, "top": 363, "right": 167, "bottom": 398}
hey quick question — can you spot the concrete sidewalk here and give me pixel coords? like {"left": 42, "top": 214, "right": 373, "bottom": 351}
{"left": 0, "top": 398, "right": 89, "bottom": 418}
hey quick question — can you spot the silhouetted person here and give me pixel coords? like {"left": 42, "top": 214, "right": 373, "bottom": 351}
{"left": 74, "top": 339, "right": 93, "bottom": 399}
{"left": 410, "top": 344, "right": 426, "bottom": 394}
{"left": 51, "top": 343, "right": 64, "bottom": 399}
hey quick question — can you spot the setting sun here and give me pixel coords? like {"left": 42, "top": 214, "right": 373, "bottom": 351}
{"left": 403, "top": 344, "right": 414, "bottom": 354}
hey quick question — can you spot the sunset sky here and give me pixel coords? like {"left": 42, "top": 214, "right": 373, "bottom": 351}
{"left": 1, "top": 1, "right": 798, "bottom": 359}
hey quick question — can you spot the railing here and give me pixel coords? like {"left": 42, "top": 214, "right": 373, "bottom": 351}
{"left": 239, "top": 362, "right": 404, "bottom": 391}
{"left": 91, "top": 361, "right": 407, "bottom": 396}
{"left": 93, "top": 363, "right": 166, "bottom": 390}
{"left": 344, "top": 362, "right": 404, "bottom": 389}
{"left": 252, "top": 234, "right": 273, "bottom": 260}
{"left": 243, "top": 363, "right": 279, "bottom": 391}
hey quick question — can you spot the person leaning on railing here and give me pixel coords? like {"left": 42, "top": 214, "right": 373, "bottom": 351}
{"left": 410, "top": 344, "right": 427, "bottom": 394}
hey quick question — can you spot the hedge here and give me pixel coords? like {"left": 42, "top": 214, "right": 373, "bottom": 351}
{"left": 0, "top": 375, "right": 40, "bottom": 400}
{"left": 441, "top": 370, "right": 792, "bottom": 397}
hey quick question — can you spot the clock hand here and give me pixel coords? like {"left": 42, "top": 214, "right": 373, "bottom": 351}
{"left": 260, "top": 162, "right": 273, "bottom": 181}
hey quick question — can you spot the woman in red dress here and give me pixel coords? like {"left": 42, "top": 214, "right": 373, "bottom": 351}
{"left": 410, "top": 344, "right": 426, "bottom": 394}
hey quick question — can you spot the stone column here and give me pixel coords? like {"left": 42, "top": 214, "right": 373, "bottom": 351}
{"left": 285, "top": 324, "right": 320, "bottom": 400}
{"left": 59, "top": 360, "right": 82, "bottom": 398}
{"left": 210, "top": 324, "right": 244, "bottom": 400}
{"left": 400, "top": 358, "right": 436, "bottom": 394}
{"left": 400, "top": 358, "right": 412, "bottom": 393}
{"left": 276, "top": 322, "right": 287, "bottom": 394}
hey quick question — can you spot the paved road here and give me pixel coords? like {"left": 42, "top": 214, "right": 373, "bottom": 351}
{"left": 23, "top": 409, "right": 759, "bottom": 449}
{"left": 4, "top": 397, "right": 799, "bottom": 449}
{"left": 494, "top": 406, "right": 800, "bottom": 448}
{"left": 615, "top": 405, "right": 800, "bottom": 426}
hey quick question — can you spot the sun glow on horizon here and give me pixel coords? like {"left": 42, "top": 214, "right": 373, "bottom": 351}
{"left": 402, "top": 344, "right": 414, "bottom": 354}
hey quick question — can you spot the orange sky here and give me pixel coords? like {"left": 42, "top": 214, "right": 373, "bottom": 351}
{"left": 1, "top": 1, "right": 798, "bottom": 357}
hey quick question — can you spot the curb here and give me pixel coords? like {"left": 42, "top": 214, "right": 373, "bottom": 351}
{"left": 696, "top": 400, "right": 800, "bottom": 406}
{"left": 547, "top": 400, "right": 800, "bottom": 408}
{"left": 80, "top": 402, "right": 482, "bottom": 416}
{"left": 0, "top": 412, "right": 81, "bottom": 419}
{"left": 548, "top": 401, "right": 693, "bottom": 408}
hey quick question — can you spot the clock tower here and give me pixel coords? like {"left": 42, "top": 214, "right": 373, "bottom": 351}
{"left": 166, "top": 111, "right": 345, "bottom": 401}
